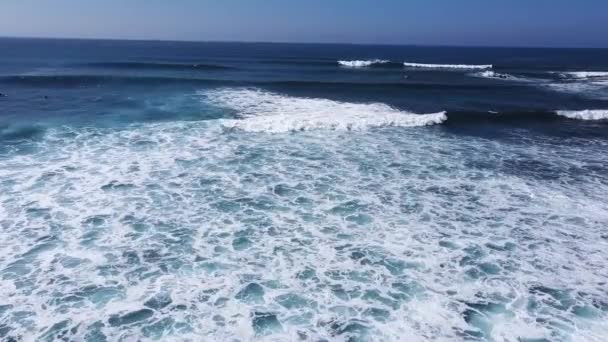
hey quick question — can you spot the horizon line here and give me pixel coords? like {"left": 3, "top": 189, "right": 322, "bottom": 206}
{"left": 1, "top": 35, "right": 606, "bottom": 50}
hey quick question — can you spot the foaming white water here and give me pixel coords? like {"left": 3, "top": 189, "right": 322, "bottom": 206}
{"left": 557, "top": 109, "right": 608, "bottom": 120}
{"left": 338, "top": 59, "right": 390, "bottom": 67}
{"left": 204, "top": 88, "right": 446, "bottom": 132}
{"left": 1, "top": 112, "right": 608, "bottom": 340}
{"left": 404, "top": 62, "right": 492, "bottom": 70}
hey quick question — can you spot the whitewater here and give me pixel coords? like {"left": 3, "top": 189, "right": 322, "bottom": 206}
{"left": 1, "top": 88, "right": 608, "bottom": 341}
{"left": 205, "top": 88, "right": 446, "bottom": 132}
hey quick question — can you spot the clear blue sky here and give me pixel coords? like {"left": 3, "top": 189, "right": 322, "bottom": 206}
{"left": 1, "top": 0, "right": 607, "bottom": 47}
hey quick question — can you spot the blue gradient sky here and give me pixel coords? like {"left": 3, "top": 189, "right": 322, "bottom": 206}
{"left": 1, "top": 0, "right": 607, "bottom": 47}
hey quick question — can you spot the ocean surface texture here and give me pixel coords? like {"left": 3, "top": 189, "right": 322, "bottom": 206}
{"left": 1, "top": 39, "right": 608, "bottom": 341}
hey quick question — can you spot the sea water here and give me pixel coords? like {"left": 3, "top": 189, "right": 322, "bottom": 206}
{"left": 1, "top": 39, "right": 608, "bottom": 341}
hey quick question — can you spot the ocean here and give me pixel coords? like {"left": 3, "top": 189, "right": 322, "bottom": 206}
{"left": 1, "top": 38, "right": 607, "bottom": 341}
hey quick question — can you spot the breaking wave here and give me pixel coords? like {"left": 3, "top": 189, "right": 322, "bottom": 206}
{"left": 203, "top": 88, "right": 446, "bottom": 132}
{"left": 338, "top": 60, "right": 391, "bottom": 68}
{"left": 404, "top": 62, "right": 493, "bottom": 70}
{"left": 556, "top": 109, "right": 608, "bottom": 121}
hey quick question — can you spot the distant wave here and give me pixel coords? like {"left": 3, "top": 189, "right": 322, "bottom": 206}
{"left": 556, "top": 71, "right": 608, "bottom": 80}
{"left": 556, "top": 110, "right": 608, "bottom": 121}
{"left": 203, "top": 88, "right": 446, "bottom": 132}
{"left": 263, "top": 59, "right": 403, "bottom": 69}
{"left": 338, "top": 60, "right": 391, "bottom": 68}
{"left": 404, "top": 62, "right": 492, "bottom": 70}
{"left": 82, "top": 62, "right": 235, "bottom": 71}
{"left": 546, "top": 71, "right": 608, "bottom": 100}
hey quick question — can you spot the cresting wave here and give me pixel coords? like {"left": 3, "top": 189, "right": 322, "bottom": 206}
{"left": 404, "top": 62, "right": 493, "bottom": 70}
{"left": 338, "top": 60, "right": 391, "bottom": 68}
{"left": 556, "top": 109, "right": 608, "bottom": 121}
{"left": 203, "top": 88, "right": 447, "bottom": 132}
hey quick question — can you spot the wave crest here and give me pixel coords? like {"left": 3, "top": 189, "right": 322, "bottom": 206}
{"left": 404, "top": 62, "right": 492, "bottom": 70}
{"left": 203, "top": 88, "right": 446, "bottom": 132}
{"left": 556, "top": 110, "right": 608, "bottom": 121}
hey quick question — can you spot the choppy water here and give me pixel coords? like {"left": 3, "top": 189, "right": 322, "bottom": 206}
{"left": 1, "top": 38, "right": 608, "bottom": 341}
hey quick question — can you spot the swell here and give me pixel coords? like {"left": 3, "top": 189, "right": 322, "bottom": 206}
{"left": 265, "top": 80, "right": 519, "bottom": 91}
{"left": 0, "top": 75, "right": 519, "bottom": 90}
{"left": 0, "top": 75, "right": 232, "bottom": 87}
{"left": 80, "top": 61, "right": 236, "bottom": 71}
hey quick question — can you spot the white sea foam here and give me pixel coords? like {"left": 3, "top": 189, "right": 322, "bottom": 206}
{"left": 338, "top": 59, "right": 390, "bottom": 67}
{"left": 204, "top": 88, "right": 447, "bottom": 132}
{"left": 556, "top": 109, "right": 608, "bottom": 120}
{"left": 404, "top": 62, "right": 492, "bottom": 70}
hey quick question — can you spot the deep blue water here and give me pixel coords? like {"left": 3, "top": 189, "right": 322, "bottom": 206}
{"left": 1, "top": 38, "right": 608, "bottom": 341}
